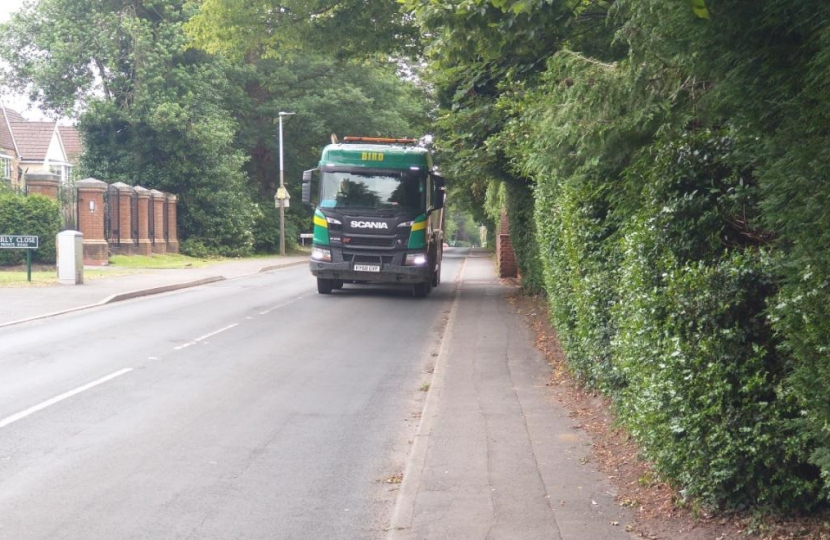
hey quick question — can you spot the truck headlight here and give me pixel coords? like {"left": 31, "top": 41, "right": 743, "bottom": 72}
{"left": 405, "top": 252, "right": 428, "bottom": 266}
{"left": 311, "top": 246, "right": 332, "bottom": 262}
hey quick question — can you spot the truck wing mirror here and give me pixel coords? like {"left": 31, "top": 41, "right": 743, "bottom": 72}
{"left": 302, "top": 168, "right": 318, "bottom": 205}
{"left": 435, "top": 187, "right": 446, "bottom": 210}
{"left": 432, "top": 174, "right": 446, "bottom": 210}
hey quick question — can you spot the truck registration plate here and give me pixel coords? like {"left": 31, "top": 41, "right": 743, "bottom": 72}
{"left": 354, "top": 264, "right": 381, "bottom": 272}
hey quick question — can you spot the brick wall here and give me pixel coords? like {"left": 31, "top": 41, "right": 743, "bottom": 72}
{"left": 497, "top": 209, "right": 517, "bottom": 278}
{"left": 151, "top": 190, "right": 167, "bottom": 254}
{"left": 24, "top": 173, "right": 60, "bottom": 199}
{"left": 76, "top": 178, "right": 108, "bottom": 265}
{"left": 166, "top": 195, "right": 179, "bottom": 253}
{"left": 134, "top": 186, "right": 152, "bottom": 256}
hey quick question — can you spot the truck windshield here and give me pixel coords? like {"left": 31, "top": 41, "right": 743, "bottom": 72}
{"left": 319, "top": 170, "right": 426, "bottom": 214}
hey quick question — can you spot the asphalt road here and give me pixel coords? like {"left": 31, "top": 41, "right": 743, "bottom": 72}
{"left": 0, "top": 251, "right": 464, "bottom": 540}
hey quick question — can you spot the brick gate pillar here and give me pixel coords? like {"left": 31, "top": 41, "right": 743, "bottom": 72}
{"left": 150, "top": 190, "right": 167, "bottom": 254}
{"left": 497, "top": 209, "right": 517, "bottom": 278}
{"left": 134, "top": 186, "right": 153, "bottom": 256}
{"left": 24, "top": 173, "right": 60, "bottom": 200}
{"left": 110, "top": 182, "right": 136, "bottom": 256}
{"left": 166, "top": 194, "right": 179, "bottom": 253}
{"left": 75, "top": 178, "right": 109, "bottom": 266}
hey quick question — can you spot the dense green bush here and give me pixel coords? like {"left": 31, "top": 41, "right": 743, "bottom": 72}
{"left": 252, "top": 202, "right": 299, "bottom": 254}
{"left": 0, "top": 192, "right": 61, "bottom": 266}
{"left": 611, "top": 131, "right": 819, "bottom": 508}
{"left": 503, "top": 179, "right": 544, "bottom": 293}
{"left": 515, "top": 61, "right": 826, "bottom": 507}
{"left": 414, "top": 0, "right": 830, "bottom": 513}
{"left": 534, "top": 167, "right": 623, "bottom": 391}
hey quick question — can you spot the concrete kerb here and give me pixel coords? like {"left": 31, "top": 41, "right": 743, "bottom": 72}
{"left": 210, "top": 259, "right": 308, "bottom": 283}
{"left": 100, "top": 276, "right": 226, "bottom": 304}
{"left": 386, "top": 256, "right": 467, "bottom": 539}
{"left": 257, "top": 260, "right": 308, "bottom": 274}
{"left": 0, "top": 258, "right": 310, "bottom": 330}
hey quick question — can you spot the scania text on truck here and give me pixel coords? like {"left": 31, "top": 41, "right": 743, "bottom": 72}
{"left": 301, "top": 137, "right": 446, "bottom": 297}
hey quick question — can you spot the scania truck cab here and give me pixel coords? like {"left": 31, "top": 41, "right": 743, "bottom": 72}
{"left": 301, "top": 137, "right": 445, "bottom": 297}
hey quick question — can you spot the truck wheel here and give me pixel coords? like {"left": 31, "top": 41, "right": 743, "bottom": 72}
{"left": 412, "top": 282, "right": 429, "bottom": 298}
{"left": 317, "top": 278, "right": 333, "bottom": 294}
{"left": 431, "top": 249, "right": 442, "bottom": 287}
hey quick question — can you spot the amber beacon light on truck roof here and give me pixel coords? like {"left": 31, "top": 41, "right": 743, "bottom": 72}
{"left": 342, "top": 136, "right": 418, "bottom": 144}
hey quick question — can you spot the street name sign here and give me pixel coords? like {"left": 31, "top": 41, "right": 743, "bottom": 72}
{"left": 0, "top": 235, "right": 39, "bottom": 249}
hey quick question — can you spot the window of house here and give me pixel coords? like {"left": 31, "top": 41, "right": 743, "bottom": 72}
{"left": 0, "top": 156, "right": 11, "bottom": 180}
{"left": 49, "top": 164, "right": 69, "bottom": 183}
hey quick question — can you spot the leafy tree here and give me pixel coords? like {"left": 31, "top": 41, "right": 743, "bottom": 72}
{"left": 0, "top": 0, "right": 258, "bottom": 255}
{"left": 218, "top": 53, "right": 431, "bottom": 252}
{"left": 445, "top": 209, "right": 479, "bottom": 247}
{"left": 185, "top": 0, "right": 419, "bottom": 60}
{"left": 405, "top": 0, "right": 619, "bottom": 284}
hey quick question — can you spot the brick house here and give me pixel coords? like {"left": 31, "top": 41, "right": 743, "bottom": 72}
{"left": 0, "top": 103, "right": 82, "bottom": 189}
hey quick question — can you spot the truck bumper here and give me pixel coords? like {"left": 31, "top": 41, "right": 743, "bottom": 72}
{"left": 309, "top": 260, "right": 431, "bottom": 284}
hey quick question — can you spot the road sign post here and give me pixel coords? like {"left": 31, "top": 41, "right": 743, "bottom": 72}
{"left": 0, "top": 235, "right": 39, "bottom": 282}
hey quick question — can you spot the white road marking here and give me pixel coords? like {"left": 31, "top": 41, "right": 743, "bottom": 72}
{"left": 0, "top": 368, "right": 134, "bottom": 430}
{"left": 174, "top": 323, "right": 239, "bottom": 350}
{"left": 259, "top": 296, "right": 304, "bottom": 315}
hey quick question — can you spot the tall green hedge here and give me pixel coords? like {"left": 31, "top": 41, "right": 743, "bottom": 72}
{"left": 500, "top": 50, "right": 827, "bottom": 509}
{"left": 503, "top": 179, "right": 544, "bottom": 293}
{"left": 0, "top": 192, "right": 61, "bottom": 266}
{"left": 612, "top": 131, "right": 817, "bottom": 508}
{"left": 417, "top": 0, "right": 830, "bottom": 511}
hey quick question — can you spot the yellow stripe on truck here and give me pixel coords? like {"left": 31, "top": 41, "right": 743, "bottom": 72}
{"left": 313, "top": 216, "right": 327, "bottom": 228}
{"left": 411, "top": 221, "right": 427, "bottom": 232}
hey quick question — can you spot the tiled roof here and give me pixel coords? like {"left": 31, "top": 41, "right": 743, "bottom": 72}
{"left": 11, "top": 121, "right": 56, "bottom": 161}
{"left": 0, "top": 105, "right": 20, "bottom": 154}
{"left": 4, "top": 108, "right": 25, "bottom": 123}
{"left": 58, "top": 126, "right": 83, "bottom": 163}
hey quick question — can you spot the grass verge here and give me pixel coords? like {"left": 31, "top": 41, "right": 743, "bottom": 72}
{"left": 0, "top": 267, "right": 136, "bottom": 287}
{"left": 109, "top": 253, "right": 215, "bottom": 269}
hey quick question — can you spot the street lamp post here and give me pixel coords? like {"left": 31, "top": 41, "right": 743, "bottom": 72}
{"left": 278, "top": 111, "right": 295, "bottom": 256}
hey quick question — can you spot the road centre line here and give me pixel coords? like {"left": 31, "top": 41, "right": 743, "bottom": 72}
{"left": 0, "top": 368, "right": 134, "bottom": 430}
{"left": 259, "top": 296, "right": 305, "bottom": 315}
{"left": 174, "top": 323, "right": 239, "bottom": 350}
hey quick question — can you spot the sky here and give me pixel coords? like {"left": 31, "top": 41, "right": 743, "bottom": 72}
{"left": 0, "top": 0, "right": 54, "bottom": 121}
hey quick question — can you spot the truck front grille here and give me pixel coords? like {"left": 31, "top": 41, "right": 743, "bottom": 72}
{"left": 344, "top": 235, "right": 397, "bottom": 249}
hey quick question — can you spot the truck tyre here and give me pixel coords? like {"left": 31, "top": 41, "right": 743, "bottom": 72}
{"left": 412, "top": 282, "right": 429, "bottom": 298}
{"left": 317, "top": 278, "right": 333, "bottom": 294}
{"left": 432, "top": 246, "right": 442, "bottom": 287}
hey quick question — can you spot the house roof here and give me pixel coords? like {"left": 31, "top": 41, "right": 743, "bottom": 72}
{"left": 58, "top": 126, "right": 82, "bottom": 163}
{"left": 4, "top": 107, "right": 25, "bottom": 123}
{"left": 0, "top": 105, "right": 21, "bottom": 154}
{"left": 0, "top": 103, "right": 84, "bottom": 164}
{"left": 11, "top": 121, "right": 57, "bottom": 161}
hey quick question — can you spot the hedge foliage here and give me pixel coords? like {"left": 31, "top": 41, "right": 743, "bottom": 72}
{"left": 506, "top": 56, "right": 826, "bottom": 509}
{"left": 413, "top": 0, "right": 830, "bottom": 511}
{"left": 0, "top": 191, "right": 61, "bottom": 266}
{"left": 503, "top": 179, "right": 544, "bottom": 293}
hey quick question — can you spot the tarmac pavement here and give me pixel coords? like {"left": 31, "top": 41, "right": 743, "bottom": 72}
{"left": 0, "top": 254, "right": 308, "bottom": 328}
{"left": 388, "top": 250, "right": 636, "bottom": 539}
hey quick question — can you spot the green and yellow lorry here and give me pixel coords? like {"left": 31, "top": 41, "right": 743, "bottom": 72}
{"left": 301, "top": 137, "right": 446, "bottom": 297}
